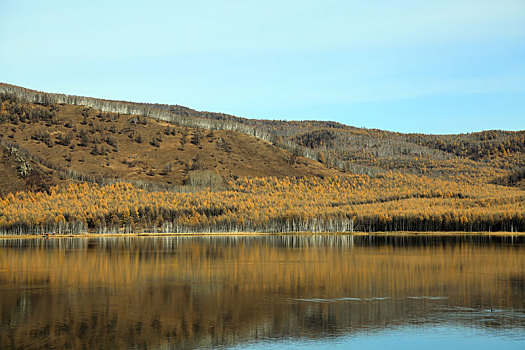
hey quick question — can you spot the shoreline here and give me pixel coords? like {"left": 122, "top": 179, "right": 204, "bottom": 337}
{"left": 1, "top": 231, "right": 524, "bottom": 239}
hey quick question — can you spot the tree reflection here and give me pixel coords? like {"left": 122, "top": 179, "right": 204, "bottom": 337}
{"left": 0, "top": 235, "right": 524, "bottom": 348}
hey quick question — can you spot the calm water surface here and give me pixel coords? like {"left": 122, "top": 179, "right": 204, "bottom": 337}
{"left": 0, "top": 235, "right": 524, "bottom": 349}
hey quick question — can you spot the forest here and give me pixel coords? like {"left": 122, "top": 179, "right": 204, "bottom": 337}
{"left": 0, "top": 83, "right": 524, "bottom": 234}
{"left": 0, "top": 174, "right": 523, "bottom": 235}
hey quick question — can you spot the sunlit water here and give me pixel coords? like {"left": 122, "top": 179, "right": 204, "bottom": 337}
{"left": 0, "top": 235, "right": 524, "bottom": 349}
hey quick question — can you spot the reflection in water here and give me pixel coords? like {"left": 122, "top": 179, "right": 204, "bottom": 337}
{"left": 0, "top": 235, "right": 524, "bottom": 349}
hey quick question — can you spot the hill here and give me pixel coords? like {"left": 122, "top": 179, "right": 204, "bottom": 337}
{"left": 2, "top": 82, "right": 523, "bottom": 183}
{"left": 0, "top": 91, "right": 338, "bottom": 193}
{"left": 0, "top": 83, "right": 523, "bottom": 234}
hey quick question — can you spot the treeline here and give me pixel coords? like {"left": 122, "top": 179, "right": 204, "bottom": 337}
{"left": 0, "top": 174, "right": 523, "bottom": 235}
{"left": 0, "top": 83, "right": 274, "bottom": 142}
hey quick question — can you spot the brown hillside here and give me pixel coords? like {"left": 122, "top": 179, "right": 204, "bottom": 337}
{"left": 0, "top": 146, "right": 28, "bottom": 196}
{"left": 0, "top": 142, "right": 62, "bottom": 196}
{"left": 0, "top": 99, "right": 338, "bottom": 192}
{"left": 3, "top": 82, "right": 522, "bottom": 185}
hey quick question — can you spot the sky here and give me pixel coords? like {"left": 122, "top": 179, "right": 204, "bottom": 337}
{"left": 1, "top": 0, "right": 524, "bottom": 134}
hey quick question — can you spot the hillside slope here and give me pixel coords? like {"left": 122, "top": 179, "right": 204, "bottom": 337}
{"left": 0, "top": 95, "right": 338, "bottom": 193}
{"left": 2, "top": 82, "right": 522, "bottom": 185}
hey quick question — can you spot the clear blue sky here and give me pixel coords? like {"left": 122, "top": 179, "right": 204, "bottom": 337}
{"left": 1, "top": 0, "right": 524, "bottom": 134}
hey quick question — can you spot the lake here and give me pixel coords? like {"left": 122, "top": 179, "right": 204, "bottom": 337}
{"left": 0, "top": 235, "right": 524, "bottom": 349}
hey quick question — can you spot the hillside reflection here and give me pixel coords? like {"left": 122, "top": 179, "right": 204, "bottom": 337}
{"left": 1, "top": 235, "right": 524, "bottom": 349}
